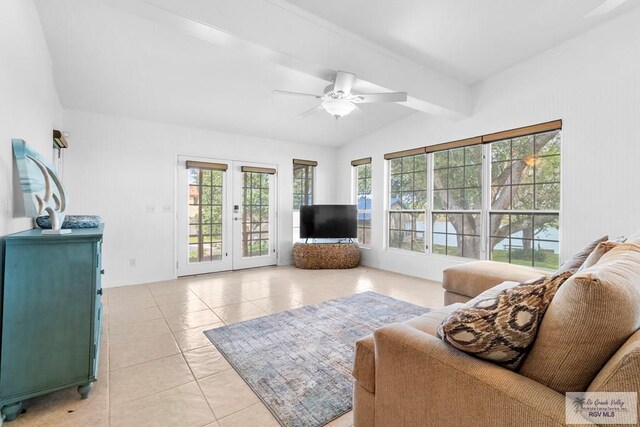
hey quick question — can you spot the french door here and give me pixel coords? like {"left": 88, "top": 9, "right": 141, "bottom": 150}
{"left": 177, "top": 156, "right": 278, "bottom": 276}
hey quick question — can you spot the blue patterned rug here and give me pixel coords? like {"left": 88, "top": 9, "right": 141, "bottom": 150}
{"left": 204, "top": 291, "right": 429, "bottom": 427}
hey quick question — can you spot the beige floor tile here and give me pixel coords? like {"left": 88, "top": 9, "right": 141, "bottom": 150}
{"left": 186, "top": 280, "right": 232, "bottom": 294}
{"left": 218, "top": 402, "right": 280, "bottom": 427}
{"left": 110, "top": 382, "right": 215, "bottom": 427}
{"left": 199, "top": 370, "right": 259, "bottom": 419}
{"left": 153, "top": 290, "right": 200, "bottom": 306}
{"left": 108, "top": 305, "right": 163, "bottom": 327}
{"left": 109, "top": 285, "right": 152, "bottom": 301}
{"left": 212, "top": 301, "right": 266, "bottom": 324}
{"left": 13, "top": 360, "right": 109, "bottom": 426}
{"left": 110, "top": 332, "right": 180, "bottom": 371}
{"left": 328, "top": 411, "right": 354, "bottom": 427}
{"left": 184, "top": 346, "right": 232, "bottom": 379}
{"left": 109, "top": 317, "right": 172, "bottom": 346}
{"left": 164, "top": 309, "right": 223, "bottom": 332}
{"left": 146, "top": 280, "right": 192, "bottom": 296}
{"left": 109, "top": 354, "right": 194, "bottom": 406}
{"left": 290, "top": 290, "right": 335, "bottom": 306}
{"left": 252, "top": 295, "right": 303, "bottom": 314}
{"left": 238, "top": 285, "right": 292, "bottom": 301}
{"left": 108, "top": 295, "right": 157, "bottom": 314}
{"left": 158, "top": 298, "right": 210, "bottom": 316}
{"left": 173, "top": 323, "right": 221, "bottom": 352}
{"left": 16, "top": 266, "right": 446, "bottom": 426}
{"left": 199, "top": 292, "right": 247, "bottom": 309}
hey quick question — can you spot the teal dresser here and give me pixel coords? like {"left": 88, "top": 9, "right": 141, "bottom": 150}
{"left": 0, "top": 225, "right": 104, "bottom": 422}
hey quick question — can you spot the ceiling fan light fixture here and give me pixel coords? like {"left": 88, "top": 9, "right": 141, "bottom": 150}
{"left": 322, "top": 99, "right": 355, "bottom": 118}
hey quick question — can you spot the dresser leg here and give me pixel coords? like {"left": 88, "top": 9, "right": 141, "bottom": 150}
{"left": 77, "top": 383, "right": 93, "bottom": 399}
{"left": 1, "top": 401, "right": 23, "bottom": 421}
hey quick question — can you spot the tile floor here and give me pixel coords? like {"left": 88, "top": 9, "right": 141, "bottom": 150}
{"left": 11, "top": 266, "right": 444, "bottom": 427}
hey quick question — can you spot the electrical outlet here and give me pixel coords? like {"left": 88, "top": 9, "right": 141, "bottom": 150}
{"left": 130, "top": 258, "right": 136, "bottom": 267}
{"left": 146, "top": 205, "right": 155, "bottom": 214}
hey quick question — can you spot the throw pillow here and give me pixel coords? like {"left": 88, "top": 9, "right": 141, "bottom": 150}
{"left": 556, "top": 235, "right": 608, "bottom": 274}
{"left": 519, "top": 243, "right": 640, "bottom": 393}
{"left": 576, "top": 241, "right": 619, "bottom": 272}
{"left": 436, "top": 271, "right": 573, "bottom": 370}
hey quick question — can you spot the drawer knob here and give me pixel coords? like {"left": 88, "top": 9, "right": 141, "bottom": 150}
{"left": 97, "top": 289, "right": 103, "bottom": 295}
{"left": 100, "top": 269, "right": 105, "bottom": 275}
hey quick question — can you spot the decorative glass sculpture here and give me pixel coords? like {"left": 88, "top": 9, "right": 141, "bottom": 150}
{"left": 12, "top": 139, "right": 69, "bottom": 234}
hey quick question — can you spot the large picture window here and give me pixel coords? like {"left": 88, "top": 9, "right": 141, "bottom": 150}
{"left": 384, "top": 120, "right": 561, "bottom": 268}
{"left": 292, "top": 159, "right": 316, "bottom": 240}
{"left": 489, "top": 130, "right": 561, "bottom": 269}
{"left": 388, "top": 153, "right": 427, "bottom": 252}
{"left": 353, "top": 158, "right": 372, "bottom": 245}
{"left": 432, "top": 145, "right": 483, "bottom": 258}
{"left": 293, "top": 162, "right": 315, "bottom": 210}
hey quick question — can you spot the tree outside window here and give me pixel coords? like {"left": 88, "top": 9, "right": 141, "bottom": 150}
{"left": 388, "top": 154, "right": 427, "bottom": 252}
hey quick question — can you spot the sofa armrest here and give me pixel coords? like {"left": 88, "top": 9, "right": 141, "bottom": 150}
{"left": 373, "top": 323, "right": 591, "bottom": 427}
{"left": 443, "top": 260, "right": 547, "bottom": 299}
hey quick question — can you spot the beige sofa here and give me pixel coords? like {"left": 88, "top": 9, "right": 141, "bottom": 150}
{"left": 352, "top": 244, "right": 640, "bottom": 426}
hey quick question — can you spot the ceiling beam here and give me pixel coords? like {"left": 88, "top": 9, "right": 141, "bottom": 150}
{"left": 101, "top": 0, "right": 471, "bottom": 119}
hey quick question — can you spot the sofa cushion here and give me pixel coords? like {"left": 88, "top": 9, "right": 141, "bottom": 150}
{"left": 351, "top": 304, "right": 462, "bottom": 393}
{"left": 520, "top": 243, "right": 640, "bottom": 393}
{"left": 442, "top": 261, "right": 547, "bottom": 299}
{"left": 556, "top": 235, "right": 608, "bottom": 274}
{"left": 404, "top": 303, "right": 464, "bottom": 336}
{"left": 437, "top": 272, "right": 572, "bottom": 370}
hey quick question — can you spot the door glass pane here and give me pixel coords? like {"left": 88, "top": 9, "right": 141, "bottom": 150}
{"left": 189, "top": 169, "right": 224, "bottom": 263}
{"left": 242, "top": 172, "right": 270, "bottom": 257}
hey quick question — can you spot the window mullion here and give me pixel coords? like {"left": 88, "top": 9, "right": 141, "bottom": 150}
{"left": 426, "top": 152, "right": 433, "bottom": 253}
{"left": 481, "top": 143, "right": 492, "bottom": 260}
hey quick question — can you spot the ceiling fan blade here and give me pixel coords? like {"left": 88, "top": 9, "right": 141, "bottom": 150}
{"left": 296, "top": 105, "right": 322, "bottom": 119}
{"left": 333, "top": 71, "right": 357, "bottom": 95}
{"left": 273, "top": 90, "right": 322, "bottom": 98}
{"left": 585, "top": 0, "right": 629, "bottom": 16}
{"left": 351, "top": 92, "right": 408, "bottom": 103}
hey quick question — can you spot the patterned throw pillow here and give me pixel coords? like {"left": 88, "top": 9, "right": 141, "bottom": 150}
{"left": 436, "top": 271, "right": 573, "bottom": 370}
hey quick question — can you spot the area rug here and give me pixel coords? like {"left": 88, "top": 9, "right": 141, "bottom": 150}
{"left": 204, "top": 291, "right": 430, "bottom": 427}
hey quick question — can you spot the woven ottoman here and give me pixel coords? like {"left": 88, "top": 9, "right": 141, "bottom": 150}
{"left": 292, "top": 242, "right": 361, "bottom": 269}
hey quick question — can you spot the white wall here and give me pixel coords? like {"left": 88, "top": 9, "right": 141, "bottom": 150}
{"left": 336, "top": 7, "right": 640, "bottom": 282}
{"left": 62, "top": 110, "right": 337, "bottom": 287}
{"left": 0, "top": 0, "right": 63, "bottom": 236}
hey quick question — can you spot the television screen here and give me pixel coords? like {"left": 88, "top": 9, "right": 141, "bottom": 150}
{"left": 300, "top": 205, "right": 357, "bottom": 239}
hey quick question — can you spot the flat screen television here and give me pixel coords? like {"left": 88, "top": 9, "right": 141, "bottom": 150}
{"left": 300, "top": 205, "right": 357, "bottom": 239}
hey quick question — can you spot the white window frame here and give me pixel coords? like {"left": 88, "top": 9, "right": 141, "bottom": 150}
{"left": 386, "top": 153, "right": 428, "bottom": 253}
{"left": 429, "top": 144, "right": 485, "bottom": 260}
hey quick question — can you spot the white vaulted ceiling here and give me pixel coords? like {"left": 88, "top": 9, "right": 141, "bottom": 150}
{"left": 286, "top": 0, "right": 640, "bottom": 84}
{"left": 35, "top": 0, "right": 640, "bottom": 146}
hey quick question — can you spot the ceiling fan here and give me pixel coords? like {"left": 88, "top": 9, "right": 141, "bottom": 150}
{"left": 585, "top": 0, "right": 631, "bottom": 16}
{"left": 274, "top": 71, "right": 407, "bottom": 119}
